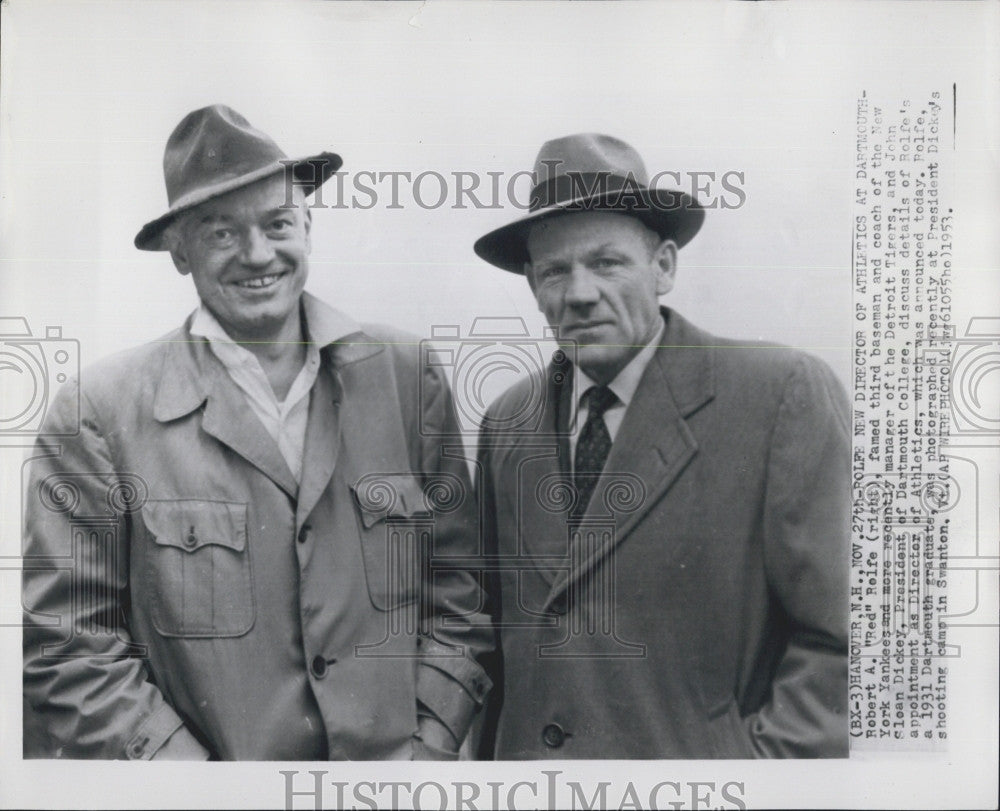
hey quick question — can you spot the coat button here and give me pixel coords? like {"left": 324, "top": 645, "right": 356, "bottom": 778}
{"left": 126, "top": 735, "right": 150, "bottom": 759}
{"left": 310, "top": 655, "right": 328, "bottom": 678}
{"left": 542, "top": 723, "right": 565, "bottom": 748}
{"left": 185, "top": 526, "right": 197, "bottom": 548}
{"left": 297, "top": 524, "right": 311, "bottom": 544}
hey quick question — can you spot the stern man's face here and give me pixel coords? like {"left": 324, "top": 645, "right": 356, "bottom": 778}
{"left": 525, "top": 211, "right": 677, "bottom": 384}
{"left": 169, "top": 172, "right": 312, "bottom": 343}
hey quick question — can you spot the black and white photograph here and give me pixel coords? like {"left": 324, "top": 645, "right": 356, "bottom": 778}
{"left": 1, "top": 1, "right": 997, "bottom": 808}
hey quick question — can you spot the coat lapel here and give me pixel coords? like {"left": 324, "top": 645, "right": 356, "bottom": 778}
{"left": 200, "top": 366, "right": 301, "bottom": 499}
{"left": 510, "top": 353, "right": 576, "bottom": 587}
{"left": 152, "top": 295, "right": 372, "bottom": 506}
{"left": 295, "top": 293, "right": 384, "bottom": 521}
{"left": 153, "top": 317, "right": 300, "bottom": 499}
{"left": 294, "top": 361, "right": 341, "bottom": 526}
{"left": 544, "top": 308, "right": 716, "bottom": 608}
{"left": 322, "top": 338, "right": 393, "bottom": 499}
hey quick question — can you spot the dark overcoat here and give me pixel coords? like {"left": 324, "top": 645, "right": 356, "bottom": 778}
{"left": 478, "top": 307, "right": 850, "bottom": 758}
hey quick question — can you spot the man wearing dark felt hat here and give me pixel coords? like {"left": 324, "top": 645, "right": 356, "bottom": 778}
{"left": 22, "top": 105, "right": 493, "bottom": 760}
{"left": 475, "top": 134, "right": 850, "bottom": 758}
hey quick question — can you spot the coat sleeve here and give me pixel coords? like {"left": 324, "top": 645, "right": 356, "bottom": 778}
{"left": 411, "top": 363, "right": 495, "bottom": 748}
{"left": 745, "top": 354, "right": 851, "bottom": 757}
{"left": 22, "top": 380, "right": 210, "bottom": 760}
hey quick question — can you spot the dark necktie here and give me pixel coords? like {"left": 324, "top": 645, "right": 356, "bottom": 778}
{"left": 573, "top": 385, "right": 618, "bottom": 516}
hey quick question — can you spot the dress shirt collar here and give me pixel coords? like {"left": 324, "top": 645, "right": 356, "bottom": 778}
{"left": 190, "top": 291, "right": 363, "bottom": 350}
{"left": 575, "top": 320, "right": 665, "bottom": 411}
{"left": 154, "top": 293, "right": 374, "bottom": 423}
{"left": 190, "top": 303, "right": 242, "bottom": 347}
{"left": 190, "top": 302, "right": 321, "bottom": 407}
{"left": 298, "top": 291, "right": 363, "bottom": 349}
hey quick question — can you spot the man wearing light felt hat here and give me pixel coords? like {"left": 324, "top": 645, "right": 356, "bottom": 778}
{"left": 23, "top": 105, "right": 493, "bottom": 760}
{"left": 475, "top": 133, "right": 850, "bottom": 758}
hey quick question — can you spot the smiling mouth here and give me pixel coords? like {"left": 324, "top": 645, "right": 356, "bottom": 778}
{"left": 234, "top": 271, "right": 286, "bottom": 290}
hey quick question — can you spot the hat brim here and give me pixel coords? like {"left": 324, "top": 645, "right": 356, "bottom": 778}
{"left": 473, "top": 187, "right": 705, "bottom": 274}
{"left": 134, "top": 151, "right": 343, "bottom": 251}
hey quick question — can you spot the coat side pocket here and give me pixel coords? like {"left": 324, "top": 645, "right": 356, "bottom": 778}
{"left": 350, "top": 474, "right": 428, "bottom": 610}
{"left": 703, "top": 693, "right": 758, "bottom": 759}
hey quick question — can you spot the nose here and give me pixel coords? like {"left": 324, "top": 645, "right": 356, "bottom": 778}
{"left": 238, "top": 227, "right": 275, "bottom": 268}
{"left": 564, "top": 266, "right": 600, "bottom": 308}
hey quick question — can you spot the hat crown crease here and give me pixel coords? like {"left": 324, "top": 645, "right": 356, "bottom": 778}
{"left": 534, "top": 133, "right": 649, "bottom": 187}
{"left": 134, "top": 104, "right": 341, "bottom": 251}
{"left": 163, "top": 105, "right": 287, "bottom": 206}
{"left": 472, "top": 131, "right": 705, "bottom": 274}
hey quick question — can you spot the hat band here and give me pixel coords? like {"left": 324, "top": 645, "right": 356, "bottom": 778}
{"left": 529, "top": 172, "right": 646, "bottom": 211}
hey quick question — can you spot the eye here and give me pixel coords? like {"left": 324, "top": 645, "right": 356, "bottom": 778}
{"left": 591, "top": 256, "right": 620, "bottom": 270}
{"left": 535, "top": 264, "right": 568, "bottom": 282}
{"left": 267, "top": 218, "right": 294, "bottom": 234}
{"left": 202, "top": 226, "right": 236, "bottom": 248}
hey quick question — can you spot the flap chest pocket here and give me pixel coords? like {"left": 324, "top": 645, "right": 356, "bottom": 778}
{"left": 143, "top": 500, "right": 254, "bottom": 638}
{"left": 350, "top": 474, "right": 429, "bottom": 610}
{"left": 145, "top": 500, "right": 247, "bottom": 553}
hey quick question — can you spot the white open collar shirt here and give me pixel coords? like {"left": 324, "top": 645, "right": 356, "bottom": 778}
{"left": 190, "top": 304, "right": 320, "bottom": 482}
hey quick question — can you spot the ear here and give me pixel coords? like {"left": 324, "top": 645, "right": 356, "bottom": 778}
{"left": 303, "top": 207, "right": 313, "bottom": 255}
{"left": 652, "top": 239, "right": 678, "bottom": 296}
{"left": 169, "top": 245, "right": 191, "bottom": 277}
{"left": 524, "top": 262, "right": 536, "bottom": 291}
{"left": 164, "top": 219, "right": 193, "bottom": 276}
{"left": 523, "top": 262, "right": 543, "bottom": 311}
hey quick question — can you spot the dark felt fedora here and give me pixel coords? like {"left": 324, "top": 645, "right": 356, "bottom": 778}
{"left": 473, "top": 133, "right": 704, "bottom": 274}
{"left": 135, "top": 105, "right": 342, "bottom": 251}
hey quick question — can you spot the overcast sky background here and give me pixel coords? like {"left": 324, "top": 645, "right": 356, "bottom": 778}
{"left": 2, "top": 2, "right": 998, "bottom": 809}
{"left": 3, "top": 3, "right": 995, "bottom": 395}
{"left": 0, "top": 0, "right": 898, "bottom": 388}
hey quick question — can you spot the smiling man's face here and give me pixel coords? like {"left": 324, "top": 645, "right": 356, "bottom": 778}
{"left": 525, "top": 211, "right": 677, "bottom": 384}
{"left": 170, "top": 172, "right": 312, "bottom": 343}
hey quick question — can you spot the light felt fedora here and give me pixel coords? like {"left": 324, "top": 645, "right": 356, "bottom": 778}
{"left": 474, "top": 133, "right": 704, "bottom": 274}
{"left": 134, "top": 104, "right": 342, "bottom": 251}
